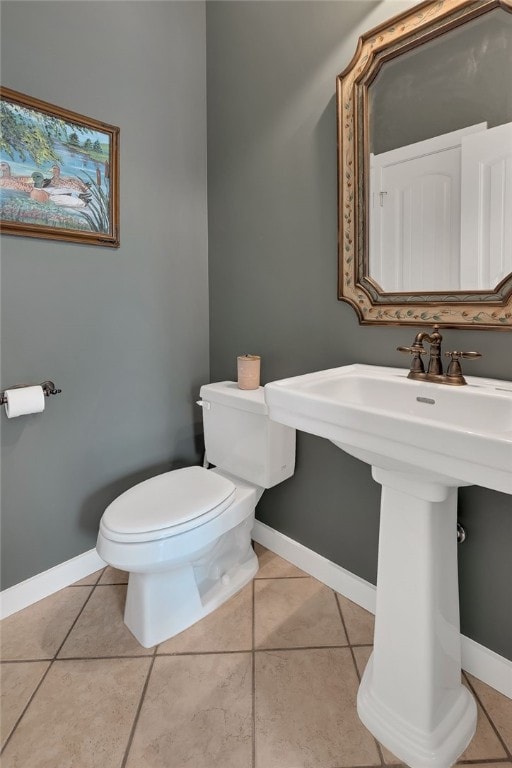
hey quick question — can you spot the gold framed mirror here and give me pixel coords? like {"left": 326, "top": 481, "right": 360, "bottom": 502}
{"left": 336, "top": 0, "right": 512, "bottom": 329}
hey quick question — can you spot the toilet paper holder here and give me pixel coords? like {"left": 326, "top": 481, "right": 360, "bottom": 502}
{"left": 0, "top": 380, "right": 62, "bottom": 406}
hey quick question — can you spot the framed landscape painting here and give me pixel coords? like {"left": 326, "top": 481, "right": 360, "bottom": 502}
{"left": 0, "top": 87, "right": 119, "bottom": 247}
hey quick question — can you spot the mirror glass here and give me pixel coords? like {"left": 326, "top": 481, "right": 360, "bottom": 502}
{"left": 368, "top": 8, "right": 512, "bottom": 293}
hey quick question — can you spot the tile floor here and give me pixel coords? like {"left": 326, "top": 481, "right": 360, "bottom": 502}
{"left": 1, "top": 544, "right": 511, "bottom": 768}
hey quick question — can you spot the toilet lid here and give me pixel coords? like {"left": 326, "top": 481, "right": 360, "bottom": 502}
{"left": 100, "top": 466, "right": 236, "bottom": 542}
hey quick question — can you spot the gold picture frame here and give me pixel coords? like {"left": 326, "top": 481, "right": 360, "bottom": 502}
{"left": 1, "top": 87, "right": 119, "bottom": 247}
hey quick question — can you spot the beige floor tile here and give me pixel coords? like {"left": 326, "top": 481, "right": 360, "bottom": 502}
{"left": 125, "top": 653, "right": 252, "bottom": 768}
{"left": 456, "top": 761, "right": 512, "bottom": 768}
{"left": 255, "top": 577, "right": 347, "bottom": 649}
{"left": 1, "top": 587, "right": 92, "bottom": 660}
{"left": 459, "top": 680, "right": 508, "bottom": 761}
{"left": 255, "top": 647, "right": 380, "bottom": 768}
{"left": 98, "top": 566, "right": 128, "bottom": 584}
{"left": 1, "top": 662, "right": 50, "bottom": 748}
{"left": 254, "top": 543, "right": 308, "bottom": 578}
{"left": 336, "top": 593, "right": 375, "bottom": 645}
{"left": 1, "top": 657, "right": 150, "bottom": 768}
{"left": 71, "top": 569, "right": 104, "bottom": 586}
{"left": 58, "top": 585, "right": 152, "bottom": 658}
{"left": 459, "top": 764, "right": 512, "bottom": 768}
{"left": 467, "top": 673, "right": 512, "bottom": 752}
{"left": 157, "top": 583, "right": 253, "bottom": 654}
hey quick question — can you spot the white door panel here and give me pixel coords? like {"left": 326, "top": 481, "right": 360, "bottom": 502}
{"left": 370, "top": 124, "right": 486, "bottom": 292}
{"left": 460, "top": 122, "right": 512, "bottom": 290}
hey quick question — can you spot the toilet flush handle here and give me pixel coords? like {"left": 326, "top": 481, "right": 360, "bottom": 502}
{"left": 196, "top": 399, "right": 211, "bottom": 410}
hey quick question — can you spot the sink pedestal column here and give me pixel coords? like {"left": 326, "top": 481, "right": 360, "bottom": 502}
{"left": 357, "top": 467, "right": 477, "bottom": 768}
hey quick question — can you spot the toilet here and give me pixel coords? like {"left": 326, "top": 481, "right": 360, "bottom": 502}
{"left": 96, "top": 382, "right": 296, "bottom": 647}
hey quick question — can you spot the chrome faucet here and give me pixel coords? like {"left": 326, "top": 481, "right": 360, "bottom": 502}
{"left": 397, "top": 325, "right": 481, "bottom": 385}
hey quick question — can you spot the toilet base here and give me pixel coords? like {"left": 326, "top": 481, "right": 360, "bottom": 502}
{"left": 124, "top": 529, "right": 258, "bottom": 647}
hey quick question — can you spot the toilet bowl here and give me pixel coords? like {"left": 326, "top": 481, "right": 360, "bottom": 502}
{"left": 96, "top": 382, "right": 296, "bottom": 647}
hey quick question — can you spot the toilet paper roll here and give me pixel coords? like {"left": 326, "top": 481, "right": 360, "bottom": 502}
{"left": 4, "top": 386, "right": 45, "bottom": 418}
{"left": 237, "top": 355, "right": 261, "bottom": 390}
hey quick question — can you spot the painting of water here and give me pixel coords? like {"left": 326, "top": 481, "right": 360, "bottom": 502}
{"left": 0, "top": 87, "right": 119, "bottom": 247}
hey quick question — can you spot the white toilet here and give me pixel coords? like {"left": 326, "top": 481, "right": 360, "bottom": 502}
{"left": 96, "top": 382, "right": 296, "bottom": 647}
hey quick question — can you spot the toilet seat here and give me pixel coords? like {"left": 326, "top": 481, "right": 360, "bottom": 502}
{"left": 100, "top": 466, "right": 236, "bottom": 543}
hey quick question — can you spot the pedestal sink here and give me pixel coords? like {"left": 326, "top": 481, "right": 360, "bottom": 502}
{"left": 264, "top": 364, "right": 512, "bottom": 768}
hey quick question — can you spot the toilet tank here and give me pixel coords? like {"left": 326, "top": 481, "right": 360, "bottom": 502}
{"left": 199, "top": 382, "right": 295, "bottom": 488}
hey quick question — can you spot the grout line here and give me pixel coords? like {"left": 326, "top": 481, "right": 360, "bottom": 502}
{"left": 120, "top": 655, "right": 156, "bottom": 768}
{"left": 331, "top": 764, "right": 384, "bottom": 768}
{"left": 456, "top": 760, "right": 512, "bottom": 765}
{"left": 0, "top": 659, "right": 53, "bottom": 756}
{"left": 0, "top": 658, "right": 54, "bottom": 664}
{"left": 333, "top": 591, "right": 385, "bottom": 767}
{"left": 155, "top": 644, "right": 359, "bottom": 656}
{"left": 254, "top": 575, "right": 310, "bottom": 581}
{"left": 253, "top": 643, "right": 349, "bottom": 653}
{"left": 67, "top": 568, "right": 106, "bottom": 587}
{"left": 52, "top": 584, "right": 98, "bottom": 659}
{"left": 328, "top": 763, "right": 384, "bottom": 768}
{"left": 40, "top": 653, "right": 156, "bottom": 661}
{"left": 94, "top": 568, "right": 106, "bottom": 584}
{"left": 333, "top": 591, "right": 354, "bottom": 652}
{"left": 153, "top": 648, "right": 251, "bottom": 657}
{"left": 254, "top": 575, "right": 309, "bottom": 580}
{"left": 463, "top": 673, "right": 512, "bottom": 761}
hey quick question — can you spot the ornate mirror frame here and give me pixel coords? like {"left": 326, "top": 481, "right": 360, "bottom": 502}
{"left": 336, "top": 0, "right": 512, "bottom": 329}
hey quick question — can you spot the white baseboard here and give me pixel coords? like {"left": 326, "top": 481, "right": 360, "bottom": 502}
{"left": 0, "top": 548, "right": 106, "bottom": 620}
{"left": 252, "top": 520, "right": 512, "bottom": 700}
{"left": 461, "top": 635, "right": 512, "bottom": 700}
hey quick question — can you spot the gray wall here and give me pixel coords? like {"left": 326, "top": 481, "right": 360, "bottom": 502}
{"left": 206, "top": 1, "right": 512, "bottom": 660}
{"left": 1, "top": 1, "right": 208, "bottom": 589}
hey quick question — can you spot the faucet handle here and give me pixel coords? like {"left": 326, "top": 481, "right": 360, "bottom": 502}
{"left": 397, "top": 344, "right": 427, "bottom": 376}
{"left": 444, "top": 350, "right": 482, "bottom": 385}
{"left": 445, "top": 350, "right": 481, "bottom": 359}
{"left": 397, "top": 344, "right": 427, "bottom": 355}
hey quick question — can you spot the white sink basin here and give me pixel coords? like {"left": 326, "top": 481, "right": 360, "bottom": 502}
{"left": 265, "top": 364, "right": 512, "bottom": 494}
{"left": 264, "top": 364, "right": 512, "bottom": 768}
